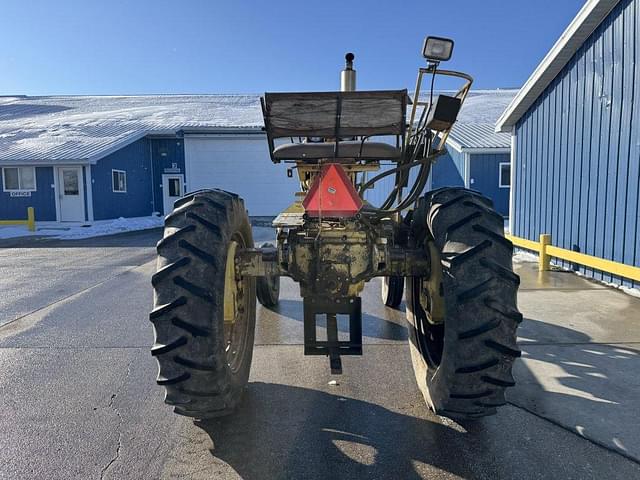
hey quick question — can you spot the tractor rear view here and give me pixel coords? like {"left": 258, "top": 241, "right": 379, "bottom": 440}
{"left": 150, "top": 37, "right": 521, "bottom": 420}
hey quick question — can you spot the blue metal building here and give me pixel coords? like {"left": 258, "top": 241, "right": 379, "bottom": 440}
{"left": 1, "top": 91, "right": 516, "bottom": 225}
{"left": 496, "top": 0, "right": 639, "bottom": 286}
{"left": 0, "top": 95, "right": 295, "bottom": 222}
{"left": 431, "top": 123, "right": 511, "bottom": 216}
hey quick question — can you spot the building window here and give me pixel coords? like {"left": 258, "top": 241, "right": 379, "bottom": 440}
{"left": 112, "top": 169, "right": 127, "bottom": 193}
{"left": 168, "top": 178, "right": 181, "bottom": 197}
{"left": 499, "top": 162, "right": 511, "bottom": 188}
{"left": 62, "top": 169, "right": 79, "bottom": 195}
{"left": 2, "top": 167, "right": 36, "bottom": 191}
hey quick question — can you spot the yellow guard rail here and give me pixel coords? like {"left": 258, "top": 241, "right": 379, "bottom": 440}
{"left": 0, "top": 207, "right": 36, "bottom": 232}
{"left": 506, "top": 233, "right": 640, "bottom": 282}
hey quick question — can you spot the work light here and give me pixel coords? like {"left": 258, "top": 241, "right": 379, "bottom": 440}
{"left": 422, "top": 36, "right": 454, "bottom": 62}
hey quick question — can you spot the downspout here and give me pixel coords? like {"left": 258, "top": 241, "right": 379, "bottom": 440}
{"left": 85, "top": 164, "right": 94, "bottom": 222}
{"left": 509, "top": 131, "right": 516, "bottom": 231}
{"left": 149, "top": 139, "right": 156, "bottom": 214}
{"left": 463, "top": 152, "right": 471, "bottom": 188}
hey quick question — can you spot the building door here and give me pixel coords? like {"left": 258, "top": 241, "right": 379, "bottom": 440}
{"left": 57, "top": 167, "right": 85, "bottom": 222}
{"left": 162, "top": 174, "right": 184, "bottom": 214}
{"left": 184, "top": 135, "right": 297, "bottom": 216}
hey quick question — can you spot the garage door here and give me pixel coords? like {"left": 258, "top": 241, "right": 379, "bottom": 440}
{"left": 184, "top": 134, "right": 298, "bottom": 216}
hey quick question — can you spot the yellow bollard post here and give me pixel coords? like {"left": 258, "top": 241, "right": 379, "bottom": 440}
{"left": 539, "top": 234, "right": 551, "bottom": 271}
{"left": 27, "top": 207, "right": 35, "bottom": 232}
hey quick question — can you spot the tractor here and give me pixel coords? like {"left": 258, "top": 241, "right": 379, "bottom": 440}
{"left": 150, "top": 36, "right": 521, "bottom": 421}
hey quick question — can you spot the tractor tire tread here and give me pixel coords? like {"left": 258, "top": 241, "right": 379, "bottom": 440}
{"left": 407, "top": 188, "right": 521, "bottom": 420}
{"left": 150, "top": 189, "right": 256, "bottom": 419}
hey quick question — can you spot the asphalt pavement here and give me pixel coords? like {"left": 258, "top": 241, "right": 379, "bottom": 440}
{"left": 0, "top": 228, "right": 639, "bottom": 479}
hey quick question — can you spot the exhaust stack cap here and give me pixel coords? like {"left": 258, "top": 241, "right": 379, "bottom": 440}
{"left": 345, "top": 52, "right": 355, "bottom": 69}
{"left": 341, "top": 53, "right": 356, "bottom": 92}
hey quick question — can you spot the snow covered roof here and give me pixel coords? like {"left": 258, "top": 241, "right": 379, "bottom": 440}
{"left": 0, "top": 89, "right": 517, "bottom": 165}
{"left": 496, "top": 0, "right": 620, "bottom": 132}
{"left": 454, "top": 89, "right": 518, "bottom": 125}
{"left": 0, "top": 95, "right": 263, "bottom": 164}
{"left": 440, "top": 89, "right": 517, "bottom": 151}
{"left": 447, "top": 123, "right": 510, "bottom": 152}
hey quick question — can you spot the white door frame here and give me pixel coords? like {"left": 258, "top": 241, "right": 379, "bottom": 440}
{"left": 162, "top": 174, "right": 185, "bottom": 214}
{"left": 55, "top": 165, "right": 86, "bottom": 222}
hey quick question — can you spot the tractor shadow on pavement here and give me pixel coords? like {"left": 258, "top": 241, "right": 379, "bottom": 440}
{"left": 191, "top": 379, "right": 638, "bottom": 480}
{"left": 510, "top": 316, "right": 640, "bottom": 460}
{"left": 193, "top": 383, "right": 473, "bottom": 479}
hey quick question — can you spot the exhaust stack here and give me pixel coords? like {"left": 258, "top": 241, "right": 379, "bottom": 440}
{"left": 340, "top": 53, "right": 356, "bottom": 92}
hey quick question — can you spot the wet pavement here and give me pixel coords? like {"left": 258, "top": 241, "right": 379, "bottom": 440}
{"left": 512, "top": 262, "right": 640, "bottom": 462}
{"left": 0, "top": 228, "right": 639, "bottom": 479}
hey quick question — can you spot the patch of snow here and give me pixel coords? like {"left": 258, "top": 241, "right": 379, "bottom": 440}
{"left": 0, "top": 215, "right": 163, "bottom": 240}
{"left": 573, "top": 270, "right": 640, "bottom": 299}
{"left": 512, "top": 250, "right": 538, "bottom": 264}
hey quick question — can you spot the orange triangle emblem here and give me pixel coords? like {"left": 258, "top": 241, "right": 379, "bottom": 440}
{"left": 302, "top": 163, "right": 363, "bottom": 218}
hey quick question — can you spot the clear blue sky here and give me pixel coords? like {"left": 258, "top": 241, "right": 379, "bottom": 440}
{"left": 0, "top": 0, "right": 586, "bottom": 95}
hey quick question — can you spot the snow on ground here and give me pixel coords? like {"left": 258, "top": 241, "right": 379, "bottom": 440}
{"left": 512, "top": 250, "right": 539, "bottom": 264}
{"left": 0, "top": 216, "right": 163, "bottom": 240}
{"left": 573, "top": 270, "right": 640, "bottom": 299}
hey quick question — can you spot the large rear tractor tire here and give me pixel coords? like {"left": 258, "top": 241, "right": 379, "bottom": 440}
{"left": 150, "top": 189, "right": 256, "bottom": 419}
{"left": 406, "top": 187, "right": 521, "bottom": 420}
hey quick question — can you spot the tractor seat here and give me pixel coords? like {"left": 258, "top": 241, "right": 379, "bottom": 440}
{"left": 272, "top": 141, "right": 402, "bottom": 161}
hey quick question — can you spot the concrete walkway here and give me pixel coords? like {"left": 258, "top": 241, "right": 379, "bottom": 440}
{"left": 511, "top": 261, "right": 640, "bottom": 461}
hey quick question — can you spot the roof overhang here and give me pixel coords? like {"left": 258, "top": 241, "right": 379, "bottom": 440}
{"left": 495, "top": 0, "right": 620, "bottom": 132}
{"left": 446, "top": 137, "right": 510, "bottom": 155}
{"left": 179, "top": 126, "right": 263, "bottom": 134}
{"left": 0, "top": 160, "right": 90, "bottom": 166}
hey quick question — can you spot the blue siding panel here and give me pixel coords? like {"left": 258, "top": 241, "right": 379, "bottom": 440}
{"left": 614, "top": 0, "right": 635, "bottom": 271}
{"left": 626, "top": 0, "right": 640, "bottom": 277}
{"left": 91, "top": 138, "right": 153, "bottom": 220}
{"left": 603, "top": 9, "right": 625, "bottom": 281}
{"left": 514, "top": 0, "right": 640, "bottom": 288}
{"left": 556, "top": 70, "right": 569, "bottom": 265}
{"left": 431, "top": 148, "right": 465, "bottom": 188}
{"left": 0, "top": 166, "right": 56, "bottom": 221}
{"left": 364, "top": 162, "right": 398, "bottom": 208}
{"left": 469, "top": 153, "right": 510, "bottom": 216}
{"left": 544, "top": 82, "right": 555, "bottom": 239}
{"left": 431, "top": 147, "right": 510, "bottom": 216}
{"left": 566, "top": 59, "right": 580, "bottom": 267}
{"left": 571, "top": 47, "right": 586, "bottom": 260}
